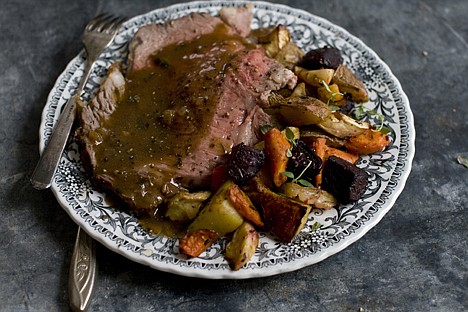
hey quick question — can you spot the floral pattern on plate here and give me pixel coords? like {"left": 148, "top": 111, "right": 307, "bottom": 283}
{"left": 39, "top": 1, "right": 415, "bottom": 279}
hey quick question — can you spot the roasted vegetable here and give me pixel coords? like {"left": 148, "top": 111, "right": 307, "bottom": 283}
{"left": 264, "top": 128, "right": 291, "bottom": 187}
{"left": 344, "top": 129, "right": 391, "bottom": 155}
{"left": 165, "top": 191, "right": 212, "bottom": 222}
{"left": 258, "top": 25, "right": 291, "bottom": 58}
{"left": 295, "top": 66, "right": 335, "bottom": 87}
{"left": 227, "top": 182, "right": 264, "bottom": 227}
{"left": 290, "top": 82, "right": 307, "bottom": 98}
{"left": 287, "top": 140, "right": 322, "bottom": 181}
{"left": 318, "top": 111, "right": 370, "bottom": 138}
{"left": 321, "top": 156, "right": 368, "bottom": 204}
{"left": 300, "top": 128, "right": 345, "bottom": 148}
{"left": 332, "top": 65, "right": 369, "bottom": 102}
{"left": 227, "top": 143, "right": 265, "bottom": 185}
{"left": 317, "top": 83, "right": 344, "bottom": 104}
{"left": 246, "top": 178, "right": 311, "bottom": 242}
{"left": 225, "top": 222, "right": 259, "bottom": 271}
{"left": 325, "top": 146, "right": 359, "bottom": 164}
{"left": 279, "top": 182, "right": 338, "bottom": 210}
{"left": 188, "top": 181, "right": 244, "bottom": 236}
{"left": 300, "top": 47, "right": 343, "bottom": 70}
{"left": 278, "top": 97, "right": 332, "bottom": 126}
{"left": 179, "top": 229, "right": 219, "bottom": 257}
{"left": 312, "top": 137, "right": 328, "bottom": 186}
{"left": 274, "top": 41, "right": 305, "bottom": 69}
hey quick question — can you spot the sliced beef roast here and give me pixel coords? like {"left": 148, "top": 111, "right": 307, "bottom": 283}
{"left": 77, "top": 11, "right": 296, "bottom": 216}
{"left": 128, "top": 13, "right": 238, "bottom": 74}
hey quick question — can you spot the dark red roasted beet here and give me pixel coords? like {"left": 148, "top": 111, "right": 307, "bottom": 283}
{"left": 287, "top": 140, "right": 322, "bottom": 181}
{"left": 227, "top": 143, "right": 265, "bottom": 185}
{"left": 300, "top": 47, "right": 343, "bottom": 70}
{"left": 322, "top": 156, "right": 368, "bottom": 204}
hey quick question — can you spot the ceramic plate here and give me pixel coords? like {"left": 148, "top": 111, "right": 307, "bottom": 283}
{"left": 39, "top": 1, "right": 415, "bottom": 279}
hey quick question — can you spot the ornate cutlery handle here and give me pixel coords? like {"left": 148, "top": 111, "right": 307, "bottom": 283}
{"left": 69, "top": 227, "right": 97, "bottom": 312}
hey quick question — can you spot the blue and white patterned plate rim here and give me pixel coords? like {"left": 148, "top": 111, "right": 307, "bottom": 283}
{"left": 38, "top": 1, "right": 415, "bottom": 279}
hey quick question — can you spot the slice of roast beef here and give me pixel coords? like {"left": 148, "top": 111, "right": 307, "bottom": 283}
{"left": 77, "top": 13, "right": 296, "bottom": 216}
{"left": 219, "top": 4, "right": 253, "bottom": 37}
{"left": 128, "top": 9, "right": 251, "bottom": 74}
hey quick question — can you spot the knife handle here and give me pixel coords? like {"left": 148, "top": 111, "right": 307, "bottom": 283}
{"left": 69, "top": 227, "right": 97, "bottom": 312}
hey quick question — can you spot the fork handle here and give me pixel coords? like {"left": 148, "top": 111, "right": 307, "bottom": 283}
{"left": 69, "top": 227, "right": 97, "bottom": 312}
{"left": 30, "top": 58, "right": 93, "bottom": 190}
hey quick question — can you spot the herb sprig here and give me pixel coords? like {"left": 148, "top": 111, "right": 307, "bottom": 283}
{"left": 354, "top": 104, "right": 391, "bottom": 134}
{"left": 281, "top": 161, "right": 314, "bottom": 187}
{"left": 320, "top": 80, "right": 344, "bottom": 109}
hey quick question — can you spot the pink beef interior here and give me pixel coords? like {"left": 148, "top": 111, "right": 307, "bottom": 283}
{"left": 77, "top": 9, "right": 296, "bottom": 216}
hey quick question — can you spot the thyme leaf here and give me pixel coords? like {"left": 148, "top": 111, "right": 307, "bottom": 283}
{"left": 260, "top": 124, "right": 273, "bottom": 135}
{"left": 284, "top": 127, "right": 296, "bottom": 146}
{"left": 311, "top": 222, "right": 321, "bottom": 231}
{"left": 355, "top": 104, "right": 391, "bottom": 134}
{"left": 329, "top": 104, "right": 341, "bottom": 112}
{"left": 281, "top": 160, "right": 314, "bottom": 186}
{"left": 298, "top": 179, "right": 313, "bottom": 187}
{"left": 280, "top": 171, "right": 295, "bottom": 179}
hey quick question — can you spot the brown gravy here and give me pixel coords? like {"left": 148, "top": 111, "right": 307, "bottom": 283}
{"left": 92, "top": 24, "right": 255, "bottom": 214}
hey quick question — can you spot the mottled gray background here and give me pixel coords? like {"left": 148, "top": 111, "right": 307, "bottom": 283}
{"left": 1, "top": 0, "right": 467, "bottom": 311}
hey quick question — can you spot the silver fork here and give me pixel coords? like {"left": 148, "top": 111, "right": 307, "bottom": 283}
{"left": 30, "top": 14, "right": 125, "bottom": 312}
{"left": 30, "top": 13, "right": 125, "bottom": 190}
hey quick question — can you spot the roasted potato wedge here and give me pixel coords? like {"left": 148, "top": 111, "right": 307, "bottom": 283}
{"left": 300, "top": 128, "right": 345, "bottom": 148}
{"left": 318, "top": 111, "right": 370, "bottom": 139}
{"left": 332, "top": 64, "right": 369, "bottom": 102}
{"left": 295, "top": 66, "right": 335, "bottom": 87}
{"left": 258, "top": 25, "right": 291, "bottom": 58}
{"left": 317, "top": 83, "right": 344, "bottom": 104}
{"left": 279, "top": 182, "right": 338, "bottom": 210}
{"left": 188, "top": 181, "right": 244, "bottom": 236}
{"left": 274, "top": 41, "right": 305, "bottom": 69}
{"left": 165, "top": 191, "right": 211, "bottom": 222}
{"left": 290, "top": 82, "right": 307, "bottom": 98}
{"left": 279, "top": 97, "right": 332, "bottom": 126}
{"left": 225, "top": 222, "right": 259, "bottom": 271}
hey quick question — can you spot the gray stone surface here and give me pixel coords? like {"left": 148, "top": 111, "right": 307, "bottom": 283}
{"left": 1, "top": 0, "right": 467, "bottom": 311}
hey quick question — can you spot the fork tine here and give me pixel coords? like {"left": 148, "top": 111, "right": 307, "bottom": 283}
{"left": 102, "top": 16, "right": 126, "bottom": 34}
{"left": 86, "top": 13, "right": 113, "bottom": 32}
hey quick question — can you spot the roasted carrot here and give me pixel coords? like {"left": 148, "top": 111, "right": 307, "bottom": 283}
{"left": 227, "top": 183, "right": 264, "bottom": 228}
{"left": 264, "top": 128, "right": 291, "bottom": 187}
{"left": 345, "top": 129, "right": 390, "bottom": 155}
{"left": 179, "top": 229, "right": 220, "bottom": 258}
{"left": 325, "top": 146, "right": 359, "bottom": 164}
{"left": 312, "top": 138, "right": 327, "bottom": 186}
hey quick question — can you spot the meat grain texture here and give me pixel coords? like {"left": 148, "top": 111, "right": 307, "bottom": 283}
{"left": 76, "top": 8, "right": 297, "bottom": 215}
